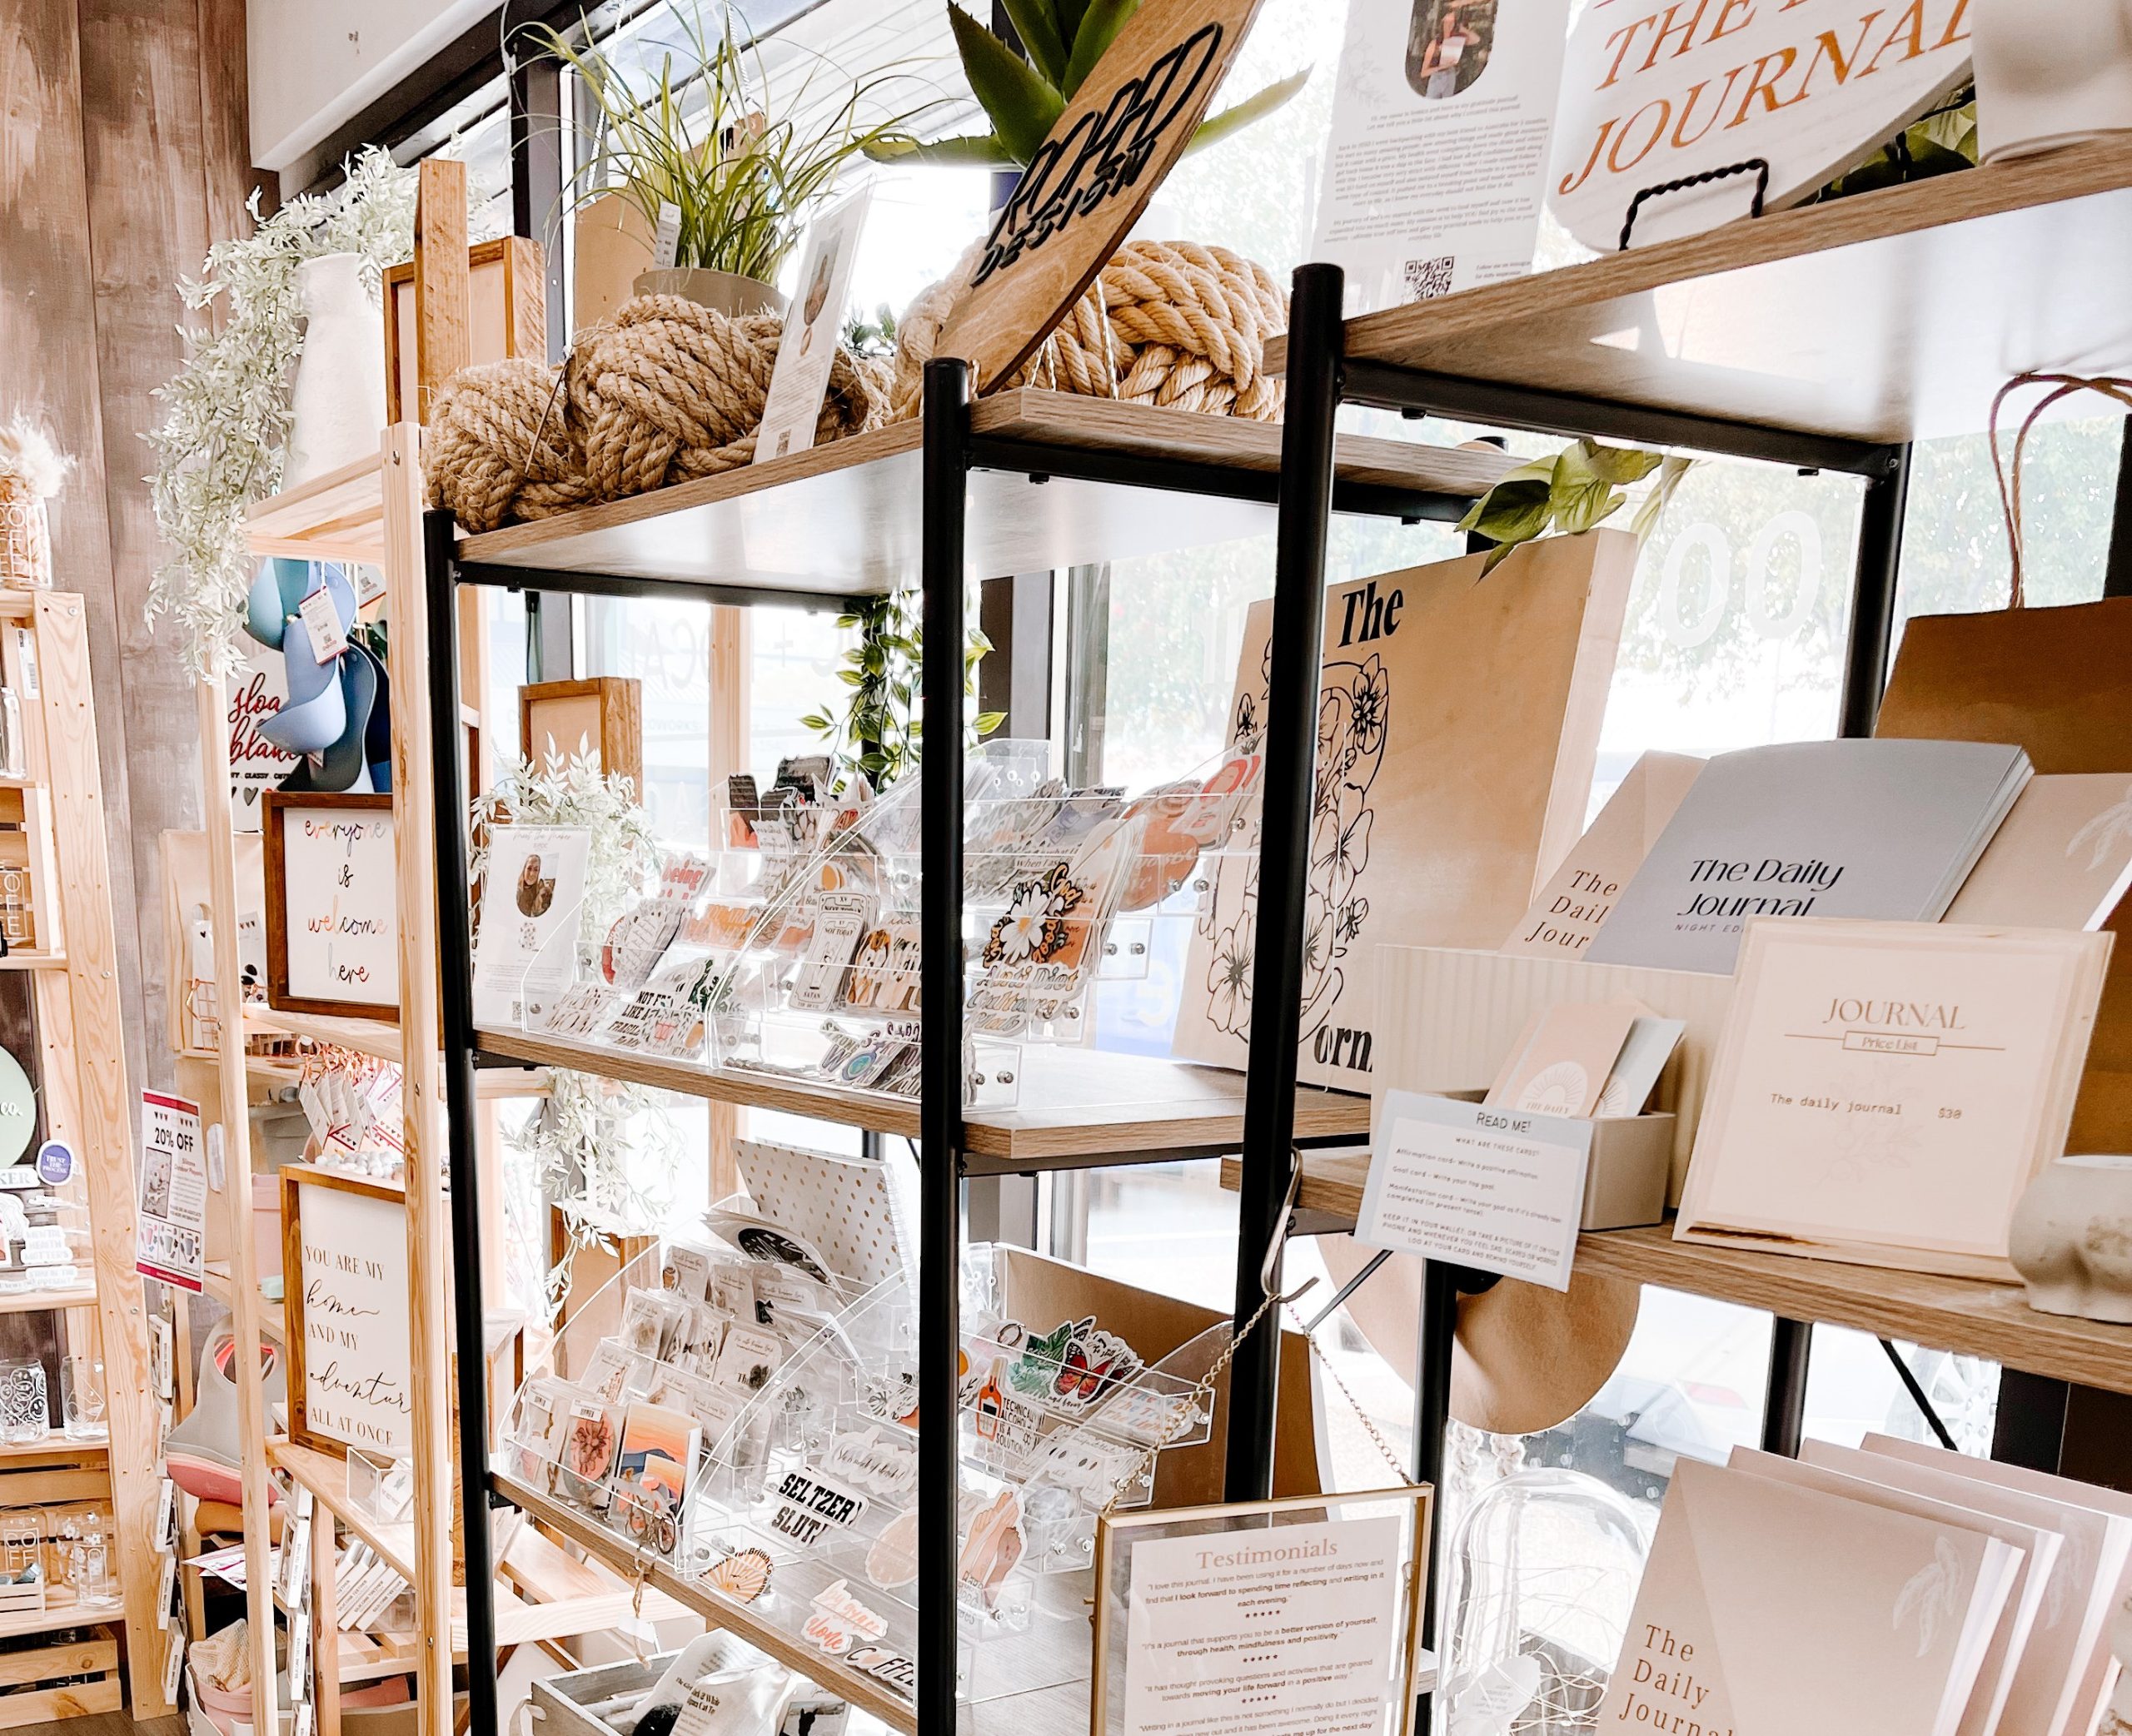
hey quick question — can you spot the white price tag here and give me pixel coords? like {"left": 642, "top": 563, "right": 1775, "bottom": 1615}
{"left": 651, "top": 201, "right": 683, "bottom": 271}
{"left": 297, "top": 587, "right": 348, "bottom": 664}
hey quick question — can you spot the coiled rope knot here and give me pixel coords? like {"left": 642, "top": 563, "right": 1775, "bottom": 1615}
{"left": 889, "top": 239, "right": 1288, "bottom": 421}
{"left": 426, "top": 293, "right": 891, "bottom": 532}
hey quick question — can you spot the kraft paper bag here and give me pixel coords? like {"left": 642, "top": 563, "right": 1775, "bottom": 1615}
{"left": 1173, "top": 530, "right": 1636, "bottom": 1094}
{"left": 1876, "top": 598, "right": 2132, "bottom": 1152}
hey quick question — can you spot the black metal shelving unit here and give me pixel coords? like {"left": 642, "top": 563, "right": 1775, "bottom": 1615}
{"left": 1268, "top": 256, "right": 2132, "bottom": 1698}
{"left": 421, "top": 362, "right": 1479, "bottom": 1736}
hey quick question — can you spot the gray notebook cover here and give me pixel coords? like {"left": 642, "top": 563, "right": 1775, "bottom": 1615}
{"left": 1584, "top": 739, "right": 2030, "bottom": 975}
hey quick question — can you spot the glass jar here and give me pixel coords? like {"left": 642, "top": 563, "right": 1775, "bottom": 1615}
{"left": 0, "top": 1358, "right": 48, "bottom": 1444}
{"left": 58, "top": 1357, "right": 104, "bottom": 1441}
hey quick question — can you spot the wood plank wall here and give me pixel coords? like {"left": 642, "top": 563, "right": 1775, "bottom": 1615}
{"left": 0, "top": 0, "right": 263, "bottom": 1097}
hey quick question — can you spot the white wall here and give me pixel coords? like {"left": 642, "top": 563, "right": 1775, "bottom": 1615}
{"left": 248, "top": 0, "right": 494, "bottom": 175}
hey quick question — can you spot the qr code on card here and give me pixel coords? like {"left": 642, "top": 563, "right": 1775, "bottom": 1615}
{"left": 1402, "top": 255, "right": 1456, "bottom": 301}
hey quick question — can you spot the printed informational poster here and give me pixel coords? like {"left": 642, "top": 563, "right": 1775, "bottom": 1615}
{"left": 1312, "top": 0, "right": 1574, "bottom": 312}
{"left": 136, "top": 1092, "right": 207, "bottom": 1292}
{"left": 471, "top": 825, "right": 593, "bottom": 1027}
{"left": 754, "top": 187, "right": 872, "bottom": 465}
{"left": 1121, "top": 1515, "right": 1407, "bottom": 1735}
{"left": 1357, "top": 1088, "right": 1592, "bottom": 1290}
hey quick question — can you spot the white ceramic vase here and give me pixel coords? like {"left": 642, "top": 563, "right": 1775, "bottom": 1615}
{"left": 2006, "top": 1154, "right": 2132, "bottom": 1323}
{"left": 1973, "top": 0, "right": 2132, "bottom": 162}
{"left": 282, "top": 252, "right": 387, "bottom": 490}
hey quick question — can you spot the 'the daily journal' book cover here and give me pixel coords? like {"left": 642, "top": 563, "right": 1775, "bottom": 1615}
{"left": 1585, "top": 740, "right": 2032, "bottom": 975}
{"left": 1597, "top": 1457, "right": 2020, "bottom": 1736}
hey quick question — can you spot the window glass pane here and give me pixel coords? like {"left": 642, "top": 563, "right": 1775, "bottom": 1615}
{"left": 1803, "top": 1325, "right": 2000, "bottom": 1457}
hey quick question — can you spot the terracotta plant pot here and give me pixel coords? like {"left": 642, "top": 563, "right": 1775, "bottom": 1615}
{"left": 632, "top": 267, "right": 787, "bottom": 318}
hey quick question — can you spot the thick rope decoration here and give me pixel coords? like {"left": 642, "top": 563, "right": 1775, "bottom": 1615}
{"left": 890, "top": 239, "right": 1288, "bottom": 420}
{"left": 427, "top": 242, "right": 1287, "bottom": 532}
{"left": 427, "top": 296, "right": 892, "bottom": 532}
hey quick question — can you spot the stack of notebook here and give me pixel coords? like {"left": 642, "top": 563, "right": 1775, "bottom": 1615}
{"left": 1597, "top": 1437, "right": 2131, "bottom": 1734}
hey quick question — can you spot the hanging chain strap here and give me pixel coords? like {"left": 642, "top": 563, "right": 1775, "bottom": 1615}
{"left": 1096, "top": 1261, "right": 1410, "bottom": 1520}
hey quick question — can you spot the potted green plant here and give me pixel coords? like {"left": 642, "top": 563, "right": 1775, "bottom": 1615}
{"left": 867, "top": 1, "right": 1308, "bottom": 167}
{"left": 521, "top": 6, "right": 936, "bottom": 317}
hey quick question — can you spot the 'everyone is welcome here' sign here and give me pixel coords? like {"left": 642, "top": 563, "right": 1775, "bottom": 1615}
{"left": 262, "top": 792, "right": 397, "bottom": 1018}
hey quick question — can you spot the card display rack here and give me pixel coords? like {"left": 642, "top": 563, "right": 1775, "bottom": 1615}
{"left": 427, "top": 383, "right": 1501, "bottom": 1736}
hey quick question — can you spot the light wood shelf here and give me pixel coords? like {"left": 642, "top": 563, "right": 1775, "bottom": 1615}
{"left": 247, "top": 1006, "right": 402, "bottom": 1063}
{"left": 478, "top": 1027, "right": 1368, "bottom": 1170}
{"left": 0, "top": 1432, "right": 107, "bottom": 1465}
{"left": 1284, "top": 136, "right": 2132, "bottom": 445}
{"left": 450, "top": 388, "right": 1507, "bottom": 596}
{"left": 1229, "top": 1151, "right": 2132, "bottom": 1396}
{"left": 0, "top": 1600, "right": 121, "bottom": 1642}
{"left": 0, "top": 1285, "right": 97, "bottom": 1316}
{"left": 245, "top": 452, "right": 388, "bottom": 564}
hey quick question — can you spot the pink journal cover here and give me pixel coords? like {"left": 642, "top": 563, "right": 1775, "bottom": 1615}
{"left": 1599, "top": 1457, "right": 2010, "bottom": 1734}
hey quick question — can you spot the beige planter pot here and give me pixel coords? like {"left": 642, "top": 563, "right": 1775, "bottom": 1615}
{"left": 1975, "top": 0, "right": 2132, "bottom": 161}
{"left": 2008, "top": 1154, "right": 2132, "bottom": 1323}
{"left": 632, "top": 267, "right": 787, "bottom": 318}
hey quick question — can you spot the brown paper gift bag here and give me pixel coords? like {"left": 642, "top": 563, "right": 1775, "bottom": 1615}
{"left": 1173, "top": 529, "right": 1637, "bottom": 1094}
{"left": 571, "top": 193, "right": 655, "bottom": 336}
{"left": 1877, "top": 594, "right": 2132, "bottom": 1152}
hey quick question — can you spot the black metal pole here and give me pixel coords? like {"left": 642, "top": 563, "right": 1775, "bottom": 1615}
{"left": 2106, "top": 420, "right": 2132, "bottom": 599}
{"left": 1761, "top": 1317, "right": 1812, "bottom": 1455}
{"left": 1836, "top": 444, "right": 1912, "bottom": 739}
{"left": 1224, "top": 262, "right": 1345, "bottom": 1501}
{"left": 1991, "top": 1370, "right": 2070, "bottom": 1473}
{"left": 425, "top": 507, "right": 500, "bottom": 1730}
{"left": 918, "top": 357, "right": 970, "bottom": 1730}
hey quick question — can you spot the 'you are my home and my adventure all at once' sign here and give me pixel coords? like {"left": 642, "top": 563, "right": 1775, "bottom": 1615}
{"left": 287, "top": 1171, "right": 412, "bottom": 1459}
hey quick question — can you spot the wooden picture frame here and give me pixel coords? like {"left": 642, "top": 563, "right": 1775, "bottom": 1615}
{"left": 383, "top": 235, "right": 549, "bottom": 425}
{"left": 1088, "top": 1485, "right": 1433, "bottom": 1736}
{"left": 281, "top": 1164, "right": 412, "bottom": 1458}
{"left": 261, "top": 791, "right": 397, "bottom": 1021}
{"left": 521, "top": 677, "right": 643, "bottom": 791}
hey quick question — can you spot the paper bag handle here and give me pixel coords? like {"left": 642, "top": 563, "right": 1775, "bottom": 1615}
{"left": 1990, "top": 372, "right": 2132, "bottom": 609}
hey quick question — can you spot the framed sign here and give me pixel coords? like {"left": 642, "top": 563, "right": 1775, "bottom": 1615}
{"left": 1550, "top": 0, "right": 1972, "bottom": 251}
{"left": 262, "top": 791, "right": 397, "bottom": 1020}
{"left": 1091, "top": 1487, "right": 1432, "bottom": 1736}
{"left": 282, "top": 1164, "right": 412, "bottom": 1458}
{"left": 934, "top": 0, "right": 1268, "bottom": 393}
{"left": 383, "top": 236, "right": 547, "bottom": 425}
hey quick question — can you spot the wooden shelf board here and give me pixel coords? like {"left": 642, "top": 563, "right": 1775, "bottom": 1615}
{"left": 478, "top": 1027, "right": 1367, "bottom": 1167}
{"left": 0, "top": 1431, "right": 107, "bottom": 1465}
{"left": 456, "top": 388, "right": 1507, "bottom": 595}
{"left": 0, "top": 1286, "right": 97, "bottom": 1316}
{"left": 0, "top": 954, "right": 67, "bottom": 972}
{"left": 494, "top": 1468, "right": 918, "bottom": 1733}
{"left": 1299, "top": 137, "right": 2132, "bottom": 445}
{"left": 1236, "top": 1152, "right": 2132, "bottom": 1395}
{"left": 0, "top": 1600, "right": 120, "bottom": 1642}
{"left": 247, "top": 1005, "right": 401, "bottom": 1062}
{"left": 200, "top": 1260, "right": 285, "bottom": 1341}
{"left": 244, "top": 452, "right": 388, "bottom": 564}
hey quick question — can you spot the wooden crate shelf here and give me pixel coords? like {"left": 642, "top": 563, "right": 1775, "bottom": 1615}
{"left": 1224, "top": 1151, "right": 2132, "bottom": 1396}
{"left": 451, "top": 388, "right": 1507, "bottom": 596}
{"left": 478, "top": 1027, "right": 1368, "bottom": 1170}
{"left": 1286, "top": 136, "right": 2132, "bottom": 445}
{"left": 0, "top": 1624, "right": 121, "bottom": 1727}
{"left": 247, "top": 1005, "right": 403, "bottom": 1062}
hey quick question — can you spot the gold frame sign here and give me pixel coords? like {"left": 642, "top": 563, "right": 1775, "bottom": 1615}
{"left": 934, "top": 0, "right": 1268, "bottom": 394}
{"left": 1089, "top": 1485, "right": 1433, "bottom": 1736}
